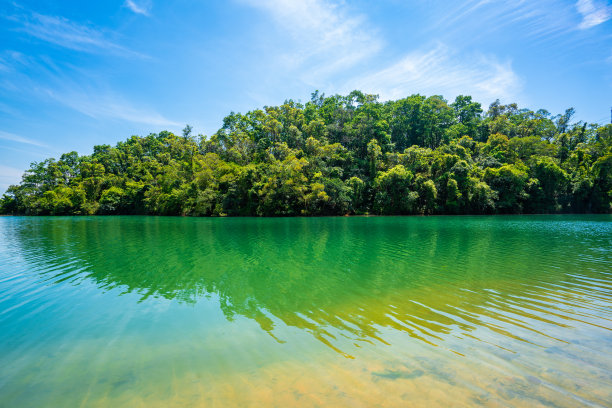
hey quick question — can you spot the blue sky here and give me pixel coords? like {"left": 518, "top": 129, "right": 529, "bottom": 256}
{"left": 1, "top": 0, "right": 611, "bottom": 193}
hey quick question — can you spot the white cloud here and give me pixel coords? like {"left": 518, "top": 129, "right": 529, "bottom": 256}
{"left": 241, "top": 0, "right": 382, "bottom": 84}
{"left": 0, "top": 164, "right": 25, "bottom": 179}
{"left": 240, "top": 0, "right": 526, "bottom": 103}
{"left": 429, "top": 0, "right": 578, "bottom": 44}
{"left": 45, "top": 89, "right": 181, "bottom": 128}
{"left": 124, "top": 0, "right": 152, "bottom": 16}
{"left": 576, "top": 0, "right": 611, "bottom": 29}
{"left": 0, "top": 47, "right": 175, "bottom": 130}
{"left": 348, "top": 44, "right": 522, "bottom": 104}
{"left": 17, "top": 12, "right": 146, "bottom": 57}
{"left": 0, "top": 165, "right": 25, "bottom": 194}
{"left": 0, "top": 130, "right": 49, "bottom": 148}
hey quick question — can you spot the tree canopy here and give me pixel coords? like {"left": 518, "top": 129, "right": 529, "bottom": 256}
{"left": 2, "top": 91, "right": 611, "bottom": 216}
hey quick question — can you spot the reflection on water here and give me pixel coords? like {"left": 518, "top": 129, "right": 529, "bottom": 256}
{"left": 0, "top": 215, "right": 611, "bottom": 407}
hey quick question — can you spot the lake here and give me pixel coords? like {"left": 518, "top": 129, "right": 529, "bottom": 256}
{"left": 0, "top": 215, "right": 611, "bottom": 407}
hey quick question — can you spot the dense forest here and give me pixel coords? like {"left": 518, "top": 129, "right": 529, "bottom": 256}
{"left": 1, "top": 91, "right": 611, "bottom": 216}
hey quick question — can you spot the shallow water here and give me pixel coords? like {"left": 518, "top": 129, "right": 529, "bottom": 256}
{"left": 0, "top": 215, "right": 611, "bottom": 407}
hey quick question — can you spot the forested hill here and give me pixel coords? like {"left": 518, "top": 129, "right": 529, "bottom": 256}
{"left": 2, "top": 91, "right": 611, "bottom": 216}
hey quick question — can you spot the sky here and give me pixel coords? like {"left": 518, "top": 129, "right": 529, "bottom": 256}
{"left": 0, "top": 0, "right": 611, "bottom": 193}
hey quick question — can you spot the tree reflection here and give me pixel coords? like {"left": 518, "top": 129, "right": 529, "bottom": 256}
{"left": 7, "top": 216, "right": 611, "bottom": 356}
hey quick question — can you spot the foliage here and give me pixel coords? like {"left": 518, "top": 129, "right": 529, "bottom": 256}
{"left": 2, "top": 92, "right": 611, "bottom": 216}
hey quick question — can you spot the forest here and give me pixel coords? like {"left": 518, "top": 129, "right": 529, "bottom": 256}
{"left": 1, "top": 91, "right": 611, "bottom": 216}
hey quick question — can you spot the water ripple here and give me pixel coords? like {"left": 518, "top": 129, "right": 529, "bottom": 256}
{"left": 0, "top": 215, "right": 611, "bottom": 406}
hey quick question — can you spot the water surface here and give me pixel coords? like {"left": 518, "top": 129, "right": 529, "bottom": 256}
{"left": 1, "top": 215, "right": 611, "bottom": 407}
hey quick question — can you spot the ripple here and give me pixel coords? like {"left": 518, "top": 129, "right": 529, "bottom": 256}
{"left": 0, "top": 215, "right": 611, "bottom": 406}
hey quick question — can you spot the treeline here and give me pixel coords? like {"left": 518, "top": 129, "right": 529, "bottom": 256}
{"left": 1, "top": 91, "right": 611, "bottom": 216}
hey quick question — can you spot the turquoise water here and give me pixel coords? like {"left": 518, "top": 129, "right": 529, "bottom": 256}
{"left": 0, "top": 215, "right": 611, "bottom": 407}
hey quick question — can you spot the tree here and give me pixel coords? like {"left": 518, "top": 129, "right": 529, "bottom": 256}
{"left": 373, "top": 165, "right": 416, "bottom": 214}
{"left": 1, "top": 91, "right": 609, "bottom": 216}
{"left": 484, "top": 164, "right": 529, "bottom": 213}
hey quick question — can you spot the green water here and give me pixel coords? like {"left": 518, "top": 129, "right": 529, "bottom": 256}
{"left": 0, "top": 215, "right": 611, "bottom": 407}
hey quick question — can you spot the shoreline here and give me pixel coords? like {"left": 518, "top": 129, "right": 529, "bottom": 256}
{"left": 1, "top": 212, "right": 610, "bottom": 218}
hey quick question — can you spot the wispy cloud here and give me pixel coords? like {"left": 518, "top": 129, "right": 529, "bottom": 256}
{"left": 45, "top": 89, "right": 181, "bottom": 128}
{"left": 0, "top": 58, "right": 9, "bottom": 72}
{"left": 13, "top": 12, "right": 146, "bottom": 57}
{"left": 124, "top": 0, "right": 152, "bottom": 16}
{"left": 0, "top": 164, "right": 25, "bottom": 193}
{"left": 0, "top": 102, "right": 21, "bottom": 117}
{"left": 0, "top": 130, "right": 49, "bottom": 148}
{"left": 349, "top": 44, "right": 522, "bottom": 104}
{"left": 576, "top": 0, "right": 611, "bottom": 29}
{"left": 0, "top": 47, "right": 175, "bottom": 130}
{"left": 241, "top": 0, "right": 382, "bottom": 84}
{"left": 0, "top": 165, "right": 25, "bottom": 179}
{"left": 429, "top": 0, "right": 576, "bottom": 45}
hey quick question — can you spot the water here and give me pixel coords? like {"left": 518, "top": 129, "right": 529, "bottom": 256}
{"left": 0, "top": 215, "right": 611, "bottom": 407}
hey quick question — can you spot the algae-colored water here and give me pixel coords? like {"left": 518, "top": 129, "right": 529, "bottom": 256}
{"left": 0, "top": 215, "right": 611, "bottom": 407}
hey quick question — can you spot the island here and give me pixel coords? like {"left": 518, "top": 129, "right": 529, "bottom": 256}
{"left": 2, "top": 91, "right": 611, "bottom": 216}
